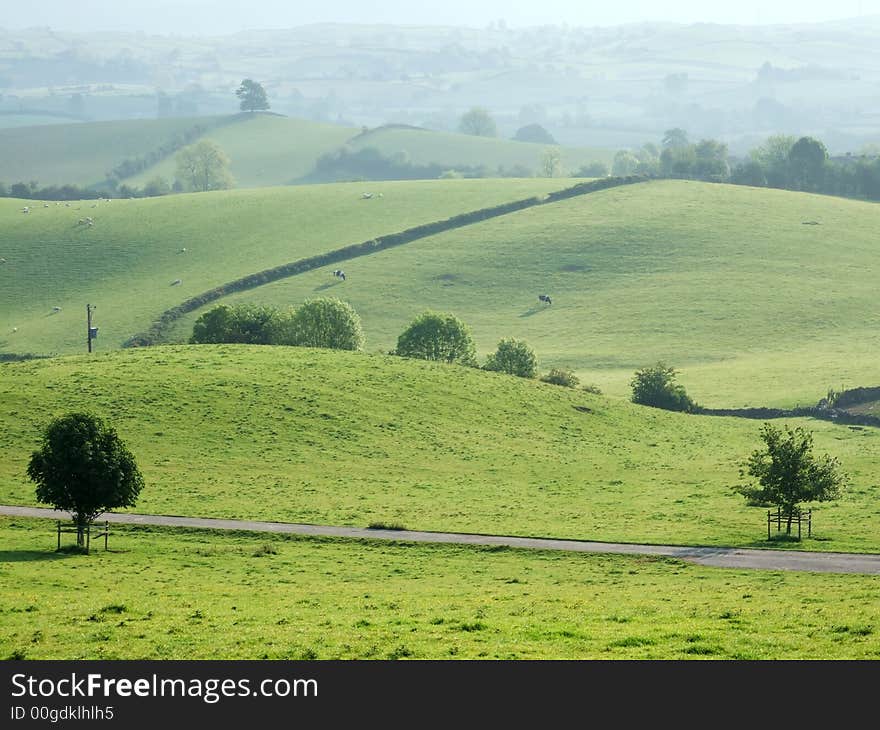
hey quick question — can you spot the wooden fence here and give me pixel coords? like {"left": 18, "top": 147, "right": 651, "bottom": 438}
{"left": 56, "top": 520, "right": 110, "bottom": 554}
{"left": 767, "top": 508, "right": 811, "bottom": 541}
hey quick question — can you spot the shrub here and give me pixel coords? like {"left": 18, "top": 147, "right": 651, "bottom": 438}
{"left": 277, "top": 298, "right": 364, "bottom": 351}
{"left": 395, "top": 311, "right": 477, "bottom": 366}
{"left": 630, "top": 362, "right": 696, "bottom": 412}
{"left": 582, "top": 383, "right": 603, "bottom": 395}
{"left": 540, "top": 369, "right": 580, "bottom": 388}
{"left": 190, "top": 304, "right": 280, "bottom": 345}
{"left": 484, "top": 338, "right": 538, "bottom": 378}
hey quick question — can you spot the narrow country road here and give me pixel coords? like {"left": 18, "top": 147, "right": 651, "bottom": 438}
{"left": 2, "top": 504, "right": 879, "bottom": 574}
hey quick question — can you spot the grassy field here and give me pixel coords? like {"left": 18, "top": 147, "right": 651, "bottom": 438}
{"left": 0, "top": 178, "right": 566, "bottom": 355}
{"left": 0, "top": 116, "right": 228, "bottom": 187}
{"left": 177, "top": 180, "right": 880, "bottom": 407}
{"left": 347, "top": 126, "right": 613, "bottom": 175}
{"left": 1, "top": 346, "right": 879, "bottom": 552}
{"left": 1, "top": 518, "right": 878, "bottom": 660}
{"left": 123, "top": 114, "right": 357, "bottom": 189}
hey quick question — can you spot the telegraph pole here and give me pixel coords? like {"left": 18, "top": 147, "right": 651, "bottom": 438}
{"left": 87, "top": 304, "right": 95, "bottom": 353}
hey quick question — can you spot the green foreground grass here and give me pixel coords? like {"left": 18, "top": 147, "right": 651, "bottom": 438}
{"left": 1, "top": 518, "right": 877, "bottom": 660}
{"left": 1, "top": 346, "right": 879, "bottom": 552}
{"left": 0, "top": 178, "right": 566, "bottom": 355}
{"left": 182, "top": 180, "right": 880, "bottom": 407}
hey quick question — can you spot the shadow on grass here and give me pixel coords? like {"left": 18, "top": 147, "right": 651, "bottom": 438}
{"left": 0, "top": 550, "right": 77, "bottom": 563}
{"left": 519, "top": 307, "right": 545, "bottom": 318}
{"left": 314, "top": 281, "right": 343, "bottom": 292}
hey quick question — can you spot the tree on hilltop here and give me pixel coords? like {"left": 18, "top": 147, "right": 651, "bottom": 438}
{"left": 236, "top": 79, "right": 270, "bottom": 113}
{"left": 458, "top": 107, "right": 497, "bottom": 138}
{"left": 395, "top": 312, "right": 477, "bottom": 366}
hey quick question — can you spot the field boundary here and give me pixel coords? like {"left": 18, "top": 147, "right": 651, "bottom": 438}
{"left": 2, "top": 504, "right": 879, "bottom": 574}
{"left": 123, "top": 175, "right": 650, "bottom": 347}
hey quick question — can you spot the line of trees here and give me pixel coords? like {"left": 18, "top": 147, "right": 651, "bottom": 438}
{"left": 610, "top": 129, "right": 880, "bottom": 200}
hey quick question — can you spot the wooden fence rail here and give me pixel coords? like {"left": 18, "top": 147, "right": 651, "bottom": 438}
{"left": 56, "top": 520, "right": 109, "bottom": 554}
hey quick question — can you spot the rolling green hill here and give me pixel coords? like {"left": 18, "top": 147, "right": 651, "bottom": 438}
{"left": 0, "top": 178, "right": 569, "bottom": 355}
{"left": 173, "top": 180, "right": 879, "bottom": 408}
{"left": 0, "top": 116, "right": 230, "bottom": 187}
{"left": 1, "top": 345, "right": 879, "bottom": 552}
{"left": 346, "top": 125, "right": 612, "bottom": 175}
{"left": 123, "top": 113, "right": 358, "bottom": 189}
{"left": 1, "top": 113, "right": 612, "bottom": 191}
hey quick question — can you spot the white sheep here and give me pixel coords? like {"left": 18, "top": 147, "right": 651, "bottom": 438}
{"left": 12, "top": 327, "right": 17, "bottom": 333}
{"left": 21, "top": 206, "right": 30, "bottom": 214}
{"left": 178, "top": 247, "right": 187, "bottom": 253}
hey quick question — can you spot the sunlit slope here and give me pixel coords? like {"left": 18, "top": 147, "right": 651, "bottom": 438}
{"left": 179, "top": 180, "right": 880, "bottom": 407}
{"left": 0, "top": 178, "right": 568, "bottom": 354}
{"left": 0, "top": 116, "right": 227, "bottom": 186}
{"left": 124, "top": 114, "right": 358, "bottom": 188}
{"left": 1, "top": 346, "right": 878, "bottom": 552}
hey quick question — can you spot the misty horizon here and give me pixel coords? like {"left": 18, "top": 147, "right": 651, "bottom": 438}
{"left": 2, "top": 0, "right": 879, "bottom": 36}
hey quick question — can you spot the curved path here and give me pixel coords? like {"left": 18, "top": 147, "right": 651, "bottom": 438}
{"left": 2, "top": 504, "right": 879, "bottom": 574}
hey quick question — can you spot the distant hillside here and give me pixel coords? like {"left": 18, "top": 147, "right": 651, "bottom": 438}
{"left": 0, "top": 115, "right": 231, "bottom": 187}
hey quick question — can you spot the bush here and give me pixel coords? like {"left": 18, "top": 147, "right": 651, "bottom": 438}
{"left": 395, "top": 311, "right": 477, "bottom": 366}
{"left": 540, "top": 369, "right": 580, "bottom": 388}
{"left": 277, "top": 298, "right": 364, "bottom": 351}
{"left": 582, "top": 383, "right": 603, "bottom": 395}
{"left": 484, "top": 338, "right": 538, "bottom": 378}
{"left": 630, "top": 362, "right": 696, "bottom": 412}
{"left": 190, "top": 304, "right": 280, "bottom": 345}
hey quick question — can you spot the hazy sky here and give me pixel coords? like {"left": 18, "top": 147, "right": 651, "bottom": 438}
{"left": 5, "top": 0, "right": 880, "bottom": 35}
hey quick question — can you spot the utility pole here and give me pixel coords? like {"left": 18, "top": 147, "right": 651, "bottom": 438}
{"left": 87, "top": 304, "right": 97, "bottom": 353}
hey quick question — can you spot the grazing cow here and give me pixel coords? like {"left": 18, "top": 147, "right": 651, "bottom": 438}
{"left": 171, "top": 279, "right": 182, "bottom": 286}
{"left": 538, "top": 294, "right": 552, "bottom": 305}
{"left": 333, "top": 269, "right": 346, "bottom": 281}
{"left": 52, "top": 306, "right": 61, "bottom": 312}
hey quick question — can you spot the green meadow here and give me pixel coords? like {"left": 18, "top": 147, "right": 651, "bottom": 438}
{"left": 0, "top": 116, "right": 228, "bottom": 187}
{"left": 1, "top": 346, "right": 878, "bottom": 552}
{"left": 1, "top": 518, "right": 878, "bottom": 660}
{"left": 180, "top": 180, "right": 880, "bottom": 407}
{"left": 123, "top": 114, "right": 357, "bottom": 189}
{"left": 0, "top": 178, "right": 566, "bottom": 355}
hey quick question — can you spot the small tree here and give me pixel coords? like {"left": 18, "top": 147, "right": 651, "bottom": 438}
{"left": 27, "top": 413, "right": 144, "bottom": 547}
{"left": 236, "top": 79, "right": 270, "bottom": 112}
{"left": 175, "top": 140, "right": 234, "bottom": 193}
{"left": 279, "top": 298, "right": 365, "bottom": 351}
{"left": 540, "top": 147, "right": 563, "bottom": 177}
{"left": 736, "top": 423, "right": 847, "bottom": 535}
{"left": 458, "top": 107, "right": 497, "bottom": 138}
{"left": 395, "top": 311, "right": 477, "bottom": 366}
{"left": 484, "top": 338, "right": 538, "bottom": 378}
{"left": 630, "top": 362, "right": 696, "bottom": 412}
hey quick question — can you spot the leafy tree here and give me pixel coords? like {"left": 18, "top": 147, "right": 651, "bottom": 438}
{"left": 736, "top": 423, "right": 847, "bottom": 535}
{"left": 458, "top": 107, "right": 497, "bottom": 138}
{"left": 513, "top": 123, "right": 557, "bottom": 144}
{"left": 540, "top": 147, "right": 563, "bottom": 177}
{"left": 236, "top": 79, "right": 270, "bottom": 112}
{"left": 612, "top": 150, "right": 639, "bottom": 176}
{"left": 731, "top": 160, "right": 768, "bottom": 187}
{"left": 788, "top": 136, "right": 828, "bottom": 191}
{"left": 693, "top": 139, "right": 730, "bottom": 182}
{"left": 142, "top": 176, "right": 171, "bottom": 197}
{"left": 27, "top": 413, "right": 144, "bottom": 547}
{"left": 278, "top": 298, "right": 365, "bottom": 351}
{"left": 540, "top": 368, "right": 580, "bottom": 388}
{"left": 395, "top": 311, "right": 477, "bottom": 366}
{"left": 190, "top": 304, "right": 280, "bottom": 344}
{"left": 749, "top": 134, "right": 796, "bottom": 188}
{"left": 484, "top": 338, "right": 538, "bottom": 378}
{"left": 630, "top": 362, "right": 696, "bottom": 412}
{"left": 175, "top": 140, "right": 234, "bottom": 192}
{"left": 660, "top": 144, "right": 697, "bottom": 178}
{"left": 662, "top": 128, "right": 689, "bottom": 149}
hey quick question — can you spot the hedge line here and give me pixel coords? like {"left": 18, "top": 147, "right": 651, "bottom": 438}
{"left": 696, "top": 405, "right": 880, "bottom": 429}
{"left": 123, "top": 175, "right": 650, "bottom": 347}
